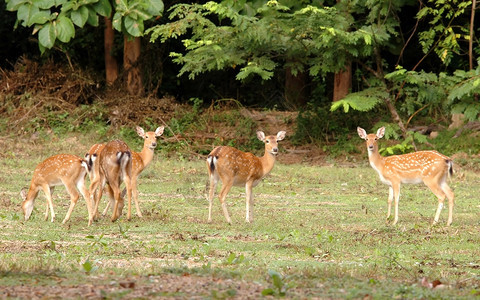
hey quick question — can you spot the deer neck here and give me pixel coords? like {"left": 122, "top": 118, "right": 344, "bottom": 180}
{"left": 368, "top": 146, "right": 386, "bottom": 173}
{"left": 138, "top": 144, "right": 155, "bottom": 168}
{"left": 260, "top": 150, "right": 277, "bottom": 177}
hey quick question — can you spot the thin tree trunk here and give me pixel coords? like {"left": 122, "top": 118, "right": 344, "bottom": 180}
{"left": 104, "top": 17, "right": 118, "bottom": 86}
{"left": 124, "top": 36, "right": 143, "bottom": 96}
{"left": 333, "top": 63, "right": 352, "bottom": 101}
{"left": 469, "top": 0, "right": 476, "bottom": 70}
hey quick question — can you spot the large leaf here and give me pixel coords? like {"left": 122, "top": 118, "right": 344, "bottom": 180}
{"left": 145, "top": 0, "right": 164, "bottom": 16}
{"left": 17, "top": 4, "right": 40, "bottom": 26}
{"left": 112, "top": 12, "right": 123, "bottom": 31}
{"left": 38, "top": 22, "right": 56, "bottom": 48}
{"left": 34, "top": 0, "right": 56, "bottom": 9}
{"left": 124, "top": 16, "right": 143, "bottom": 36}
{"left": 71, "top": 5, "right": 89, "bottom": 27}
{"left": 55, "top": 15, "right": 75, "bottom": 43}
{"left": 29, "top": 9, "right": 51, "bottom": 25}
{"left": 6, "top": 0, "right": 29, "bottom": 11}
{"left": 87, "top": 8, "right": 99, "bottom": 26}
{"left": 93, "top": 0, "right": 112, "bottom": 17}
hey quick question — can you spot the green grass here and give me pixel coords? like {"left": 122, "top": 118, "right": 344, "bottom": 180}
{"left": 1, "top": 140, "right": 480, "bottom": 298}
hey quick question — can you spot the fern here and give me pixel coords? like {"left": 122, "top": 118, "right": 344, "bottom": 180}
{"left": 330, "top": 87, "right": 387, "bottom": 113}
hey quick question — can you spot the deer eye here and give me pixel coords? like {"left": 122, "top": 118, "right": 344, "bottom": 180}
{"left": 266, "top": 140, "right": 270, "bottom": 144}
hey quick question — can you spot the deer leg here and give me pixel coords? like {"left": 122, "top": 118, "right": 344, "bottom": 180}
{"left": 207, "top": 174, "right": 218, "bottom": 223}
{"left": 218, "top": 180, "right": 233, "bottom": 224}
{"left": 424, "top": 180, "right": 447, "bottom": 225}
{"left": 89, "top": 176, "right": 102, "bottom": 219}
{"left": 111, "top": 185, "right": 122, "bottom": 222}
{"left": 42, "top": 184, "right": 55, "bottom": 222}
{"left": 132, "top": 178, "right": 142, "bottom": 218}
{"left": 76, "top": 177, "right": 93, "bottom": 226}
{"left": 245, "top": 181, "right": 254, "bottom": 223}
{"left": 102, "top": 185, "right": 114, "bottom": 217}
{"left": 392, "top": 183, "right": 401, "bottom": 225}
{"left": 62, "top": 181, "right": 80, "bottom": 224}
{"left": 386, "top": 186, "right": 393, "bottom": 221}
{"left": 44, "top": 186, "right": 54, "bottom": 221}
{"left": 124, "top": 175, "right": 133, "bottom": 221}
{"left": 441, "top": 182, "right": 454, "bottom": 226}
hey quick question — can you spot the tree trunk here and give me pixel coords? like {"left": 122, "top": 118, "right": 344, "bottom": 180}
{"left": 285, "top": 67, "right": 307, "bottom": 108}
{"left": 123, "top": 36, "right": 143, "bottom": 96}
{"left": 333, "top": 63, "right": 352, "bottom": 101}
{"left": 469, "top": 0, "right": 476, "bottom": 70}
{"left": 104, "top": 17, "right": 118, "bottom": 86}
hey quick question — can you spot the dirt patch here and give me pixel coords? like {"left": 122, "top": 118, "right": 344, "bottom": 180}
{"left": 0, "top": 273, "right": 266, "bottom": 299}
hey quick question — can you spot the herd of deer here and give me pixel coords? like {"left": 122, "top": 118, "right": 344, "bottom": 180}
{"left": 19, "top": 126, "right": 455, "bottom": 227}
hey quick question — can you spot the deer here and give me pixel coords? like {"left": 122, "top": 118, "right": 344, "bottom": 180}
{"left": 357, "top": 126, "right": 454, "bottom": 226}
{"left": 89, "top": 139, "right": 133, "bottom": 222}
{"left": 206, "top": 130, "right": 286, "bottom": 224}
{"left": 21, "top": 154, "right": 94, "bottom": 226}
{"left": 98, "top": 126, "right": 165, "bottom": 218}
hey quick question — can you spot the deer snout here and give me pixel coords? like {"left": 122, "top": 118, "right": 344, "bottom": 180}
{"left": 271, "top": 147, "right": 279, "bottom": 155}
{"left": 368, "top": 145, "right": 374, "bottom": 151}
{"left": 150, "top": 142, "right": 157, "bottom": 149}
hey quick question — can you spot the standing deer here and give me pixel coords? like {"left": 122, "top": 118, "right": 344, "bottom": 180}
{"left": 99, "top": 126, "right": 164, "bottom": 217}
{"left": 21, "top": 154, "right": 94, "bottom": 226}
{"left": 357, "top": 126, "right": 454, "bottom": 226}
{"left": 85, "top": 143, "right": 107, "bottom": 220}
{"left": 207, "top": 131, "right": 286, "bottom": 224}
{"left": 90, "top": 139, "right": 133, "bottom": 222}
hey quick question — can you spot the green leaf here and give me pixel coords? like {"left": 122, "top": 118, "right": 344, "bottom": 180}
{"left": 93, "top": 0, "right": 112, "bottom": 17}
{"left": 34, "top": 0, "right": 56, "bottom": 9}
{"left": 17, "top": 4, "right": 40, "bottom": 26}
{"left": 28, "top": 9, "right": 51, "bottom": 25}
{"left": 71, "top": 5, "right": 89, "bottom": 27}
{"left": 124, "top": 16, "right": 143, "bottom": 36}
{"left": 55, "top": 15, "right": 75, "bottom": 43}
{"left": 6, "top": 0, "right": 28, "bottom": 11}
{"left": 112, "top": 12, "right": 123, "bottom": 31}
{"left": 145, "top": 0, "right": 164, "bottom": 16}
{"left": 38, "top": 22, "right": 56, "bottom": 48}
{"left": 261, "top": 288, "right": 275, "bottom": 296}
{"left": 86, "top": 9, "right": 99, "bottom": 26}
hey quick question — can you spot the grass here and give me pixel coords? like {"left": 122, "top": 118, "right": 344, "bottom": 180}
{"left": 1, "top": 136, "right": 480, "bottom": 299}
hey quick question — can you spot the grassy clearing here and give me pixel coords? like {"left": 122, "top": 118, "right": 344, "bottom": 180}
{"left": 1, "top": 138, "right": 480, "bottom": 299}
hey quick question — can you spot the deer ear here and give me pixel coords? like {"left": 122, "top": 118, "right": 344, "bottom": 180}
{"left": 376, "top": 127, "right": 385, "bottom": 139}
{"left": 276, "top": 131, "right": 286, "bottom": 141}
{"left": 256, "top": 131, "right": 266, "bottom": 142}
{"left": 357, "top": 127, "right": 367, "bottom": 140}
{"left": 136, "top": 126, "right": 145, "bottom": 138}
{"left": 155, "top": 126, "right": 164, "bottom": 137}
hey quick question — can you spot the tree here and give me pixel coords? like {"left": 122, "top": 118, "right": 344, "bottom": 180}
{"left": 147, "top": 1, "right": 388, "bottom": 108}
{"left": 331, "top": 0, "right": 480, "bottom": 145}
{"left": 5, "top": 0, "right": 164, "bottom": 95}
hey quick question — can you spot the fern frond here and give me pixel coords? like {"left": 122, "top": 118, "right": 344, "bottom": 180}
{"left": 330, "top": 87, "right": 387, "bottom": 113}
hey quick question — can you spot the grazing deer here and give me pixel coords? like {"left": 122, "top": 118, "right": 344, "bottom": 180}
{"left": 100, "top": 126, "right": 164, "bottom": 217}
{"left": 207, "top": 131, "right": 286, "bottom": 224}
{"left": 357, "top": 127, "right": 454, "bottom": 226}
{"left": 21, "top": 154, "right": 94, "bottom": 226}
{"left": 90, "top": 139, "right": 133, "bottom": 222}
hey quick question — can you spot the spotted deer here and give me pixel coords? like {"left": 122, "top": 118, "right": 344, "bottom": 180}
{"left": 207, "top": 131, "right": 286, "bottom": 224}
{"left": 89, "top": 139, "right": 133, "bottom": 222}
{"left": 357, "top": 127, "right": 454, "bottom": 226}
{"left": 99, "top": 126, "right": 164, "bottom": 217}
{"left": 21, "top": 154, "right": 94, "bottom": 226}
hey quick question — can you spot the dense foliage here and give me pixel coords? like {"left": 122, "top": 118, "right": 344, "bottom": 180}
{"left": 1, "top": 0, "right": 480, "bottom": 148}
